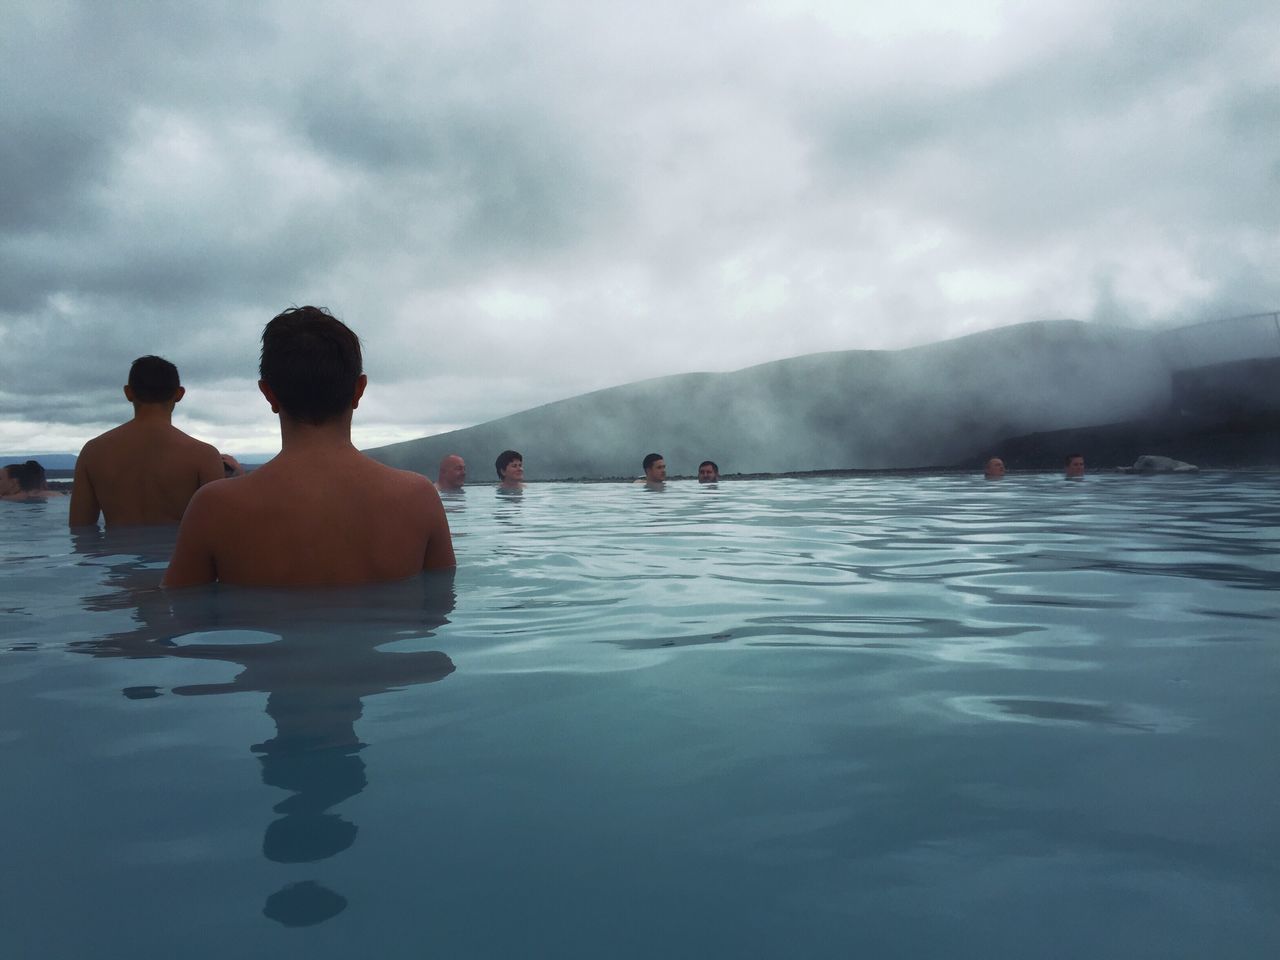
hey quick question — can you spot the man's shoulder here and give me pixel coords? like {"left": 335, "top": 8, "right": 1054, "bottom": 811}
{"left": 363, "top": 459, "right": 440, "bottom": 509}
{"left": 363, "top": 455, "right": 431, "bottom": 485}
{"left": 170, "top": 428, "right": 219, "bottom": 455}
{"left": 78, "top": 424, "right": 126, "bottom": 455}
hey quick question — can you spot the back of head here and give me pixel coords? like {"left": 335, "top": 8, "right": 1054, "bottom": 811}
{"left": 22, "top": 460, "right": 46, "bottom": 490}
{"left": 4, "top": 460, "right": 47, "bottom": 492}
{"left": 128, "top": 356, "right": 181, "bottom": 404}
{"left": 260, "top": 306, "right": 363, "bottom": 424}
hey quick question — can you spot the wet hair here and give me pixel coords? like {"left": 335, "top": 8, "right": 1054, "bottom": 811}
{"left": 128, "top": 356, "right": 181, "bottom": 403}
{"left": 495, "top": 450, "right": 522, "bottom": 478}
{"left": 260, "top": 306, "right": 363, "bottom": 425}
{"left": 1065, "top": 453, "right": 1083, "bottom": 464}
{"left": 3, "top": 460, "right": 46, "bottom": 492}
{"left": 698, "top": 460, "right": 719, "bottom": 473}
{"left": 643, "top": 453, "right": 663, "bottom": 471}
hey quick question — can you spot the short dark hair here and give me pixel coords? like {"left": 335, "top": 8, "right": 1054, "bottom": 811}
{"left": 643, "top": 453, "right": 663, "bottom": 471}
{"left": 128, "top": 356, "right": 180, "bottom": 403}
{"left": 495, "top": 449, "right": 522, "bottom": 478}
{"left": 260, "top": 306, "right": 363, "bottom": 425}
{"left": 698, "top": 460, "right": 718, "bottom": 473}
{"left": 4, "top": 460, "right": 46, "bottom": 491}
{"left": 1065, "top": 453, "right": 1083, "bottom": 463}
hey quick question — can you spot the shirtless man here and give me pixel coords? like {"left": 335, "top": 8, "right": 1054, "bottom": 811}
{"left": 636, "top": 452, "right": 666, "bottom": 486}
{"left": 163, "top": 306, "right": 455, "bottom": 588}
{"left": 437, "top": 454, "right": 466, "bottom": 491}
{"left": 69, "top": 356, "right": 224, "bottom": 527}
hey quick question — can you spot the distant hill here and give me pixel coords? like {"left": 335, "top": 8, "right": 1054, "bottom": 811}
{"left": 0, "top": 453, "right": 77, "bottom": 470}
{"left": 365, "top": 320, "right": 1176, "bottom": 478}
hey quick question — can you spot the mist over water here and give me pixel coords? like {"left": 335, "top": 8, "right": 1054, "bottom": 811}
{"left": 368, "top": 319, "right": 1177, "bottom": 477}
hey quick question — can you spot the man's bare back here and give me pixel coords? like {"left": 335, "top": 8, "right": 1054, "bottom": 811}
{"left": 163, "top": 305, "right": 455, "bottom": 588}
{"left": 70, "top": 419, "right": 223, "bottom": 526}
{"left": 164, "top": 444, "right": 454, "bottom": 587}
{"left": 70, "top": 356, "right": 224, "bottom": 527}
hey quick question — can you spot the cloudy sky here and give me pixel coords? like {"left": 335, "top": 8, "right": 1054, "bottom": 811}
{"left": 2, "top": 0, "right": 1277, "bottom": 455}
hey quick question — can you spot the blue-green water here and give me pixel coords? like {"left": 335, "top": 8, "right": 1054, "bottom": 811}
{"left": 2, "top": 473, "right": 1278, "bottom": 958}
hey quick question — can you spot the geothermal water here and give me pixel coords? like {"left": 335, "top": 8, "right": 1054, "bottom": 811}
{"left": 2, "top": 472, "right": 1278, "bottom": 958}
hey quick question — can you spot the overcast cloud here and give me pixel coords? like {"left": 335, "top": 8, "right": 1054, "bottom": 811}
{"left": 2, "top": 0, "right": 1277, "bottom": 454}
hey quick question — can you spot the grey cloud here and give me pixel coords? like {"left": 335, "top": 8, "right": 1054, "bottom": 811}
{"left": 810, "top": 1, "right": 1280, "bottom": 235}
{"left": 2, "top": 0, "right": 1277, "bottom": 452}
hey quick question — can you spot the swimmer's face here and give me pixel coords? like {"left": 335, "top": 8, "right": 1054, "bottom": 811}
{"left": 1066, "top": 456, "right": 1085, "bottom": 478}
{"left": 984, "top": 458, "right": 1005, "bottom": 479}
{"left": 697, "top": 463, "right": 718, "bottom": 483}
{"left": 440, "top": 457, "right": 466, "bottom": 488}
{"left": 501, "top": 458, "right": 524, "bottom": 483}
{"left": 646, "top": 459, "right": 666, "bottom": 482}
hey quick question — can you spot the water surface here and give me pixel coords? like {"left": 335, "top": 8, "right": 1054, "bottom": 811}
{"left": 2, "top": 473, "right": 1278, "bottom": 958}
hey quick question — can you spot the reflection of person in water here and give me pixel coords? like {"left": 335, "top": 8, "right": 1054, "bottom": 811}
{"left": 69, "top": 548, "right": 456, "bottom": 928}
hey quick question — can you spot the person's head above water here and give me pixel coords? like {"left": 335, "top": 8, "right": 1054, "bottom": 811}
{"left": 1065, "top": 453, "right": 1085, "bottom": 478}
{"left": 127, "top": 355, "right": 183, "bottom": 407}
{"left": 3, "top": 461, "right": 55, "bottom": 500}
{"left": 495, "top": 450, "right": 524, "bottom": 485}
{"left": 161, "top": 304, "right": 455, "bottom": 588}
{"left": 984, "top": 457, "right": 1006, "bottom": 479}
{"left": 643, "top": 453, "right": 666, "bottom": 482}
{"left": 70, "top": 356, "right": 223, "bottom": 526}
{"left": 698, "top": 460, "right": 719, "bottom": 483}
{"left": 259, "top": 306, "right": 364, "bottom": 425}
{"left": 0, "top": 463, "right": 27, "bottom": 496}
{"left": 437, "top": 454, "right": 466, "bottom": 491}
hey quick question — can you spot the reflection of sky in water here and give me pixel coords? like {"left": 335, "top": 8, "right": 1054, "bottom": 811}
{"left": 1, "top": 472, "right": 1278, "bottom": 956}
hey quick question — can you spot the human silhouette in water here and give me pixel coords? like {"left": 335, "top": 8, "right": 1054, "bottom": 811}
{"left": 72, "top": 542, "right": 456, "bottom": 928}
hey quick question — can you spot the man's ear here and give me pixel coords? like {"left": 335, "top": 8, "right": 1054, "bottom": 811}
{"left": 123, "top": 385, "right": 135, "bottom": 403}
{"left": 258, "top": 380, "right": 281, "bottom": 413}
{"left": 352, "top": 373, "right": 368, "bottom": 410}
{"left": 172, "top": 386, "right": 186, "bottom": 404}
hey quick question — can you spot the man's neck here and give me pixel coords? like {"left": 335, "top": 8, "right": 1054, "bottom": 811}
{"left": 131, "top": 403, "right": 174, "bottom": 426}
{"left": 278, "top": 414, "right": 357, "bottom": 455}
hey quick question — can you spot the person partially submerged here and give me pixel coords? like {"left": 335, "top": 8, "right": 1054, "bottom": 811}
{"left": 437, "top": 454, "right": 467, "bottom": 491}
{"left": 495, "top": 449, "right": 524, "bottom": 490}
{"left": 2, "top": 460, "right": 64, "bottom": 500}
{"left": 164, "top": 306, "right": 455, "bottom": 588}
{"left": 69, "top": 356, "right": 224, "bottom": 527}
{"left": 636, "top": 452, "right": 666, "bottom": 487}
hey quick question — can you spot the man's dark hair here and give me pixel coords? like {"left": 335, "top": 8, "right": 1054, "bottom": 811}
{"left": 4, "top": 460, "right": 46, "bottom": 492}
{"left": 1065, "top": 453, "right": 1083, "bottom": 463}
{"left": 643, "top": 453, "right": 663, "bottom": 471}
{"left": 699, "top": 460, "right": 718, "bottom": 473}
{"left": 495, "top": 449, "right": 522, "bottom": 478}
{"left": 260, "top": 306, "right": 363, "bottom": 425}
{"left": 128, "top": 356, "right": 181, "bottom": 403}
